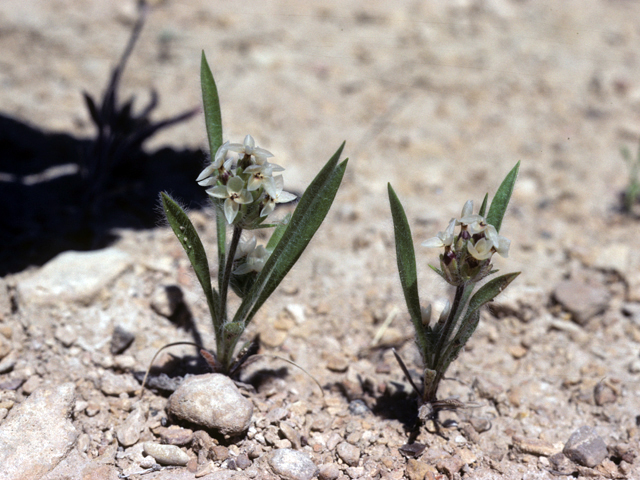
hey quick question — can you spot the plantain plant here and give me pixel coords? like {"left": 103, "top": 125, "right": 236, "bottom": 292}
{"left": 160, "top": 52, "right": 347, "bottom": 376}
{"left": 388, "top": 162, "right": 520, "bottom": 424}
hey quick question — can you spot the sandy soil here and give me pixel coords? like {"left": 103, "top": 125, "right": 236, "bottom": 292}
{"left": 1, "top": 0, "right": 640, "bottom": 478}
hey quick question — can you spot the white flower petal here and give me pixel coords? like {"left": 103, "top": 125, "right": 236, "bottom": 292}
{"left": 422, "top": 237, "right": 445, "bottom": 248}
{"left": 224, "top": 199, "right": 238, "bottom": 223}
{"left": 276, "top": 191, "right": 296, "bottom": 204}
{"left": 460, "top": 200, "right": 474, "bottom": 219}
{"left": 206, "top": 185, "right": 228, "bottom": 199}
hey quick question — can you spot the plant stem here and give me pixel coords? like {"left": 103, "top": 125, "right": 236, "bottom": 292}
{"left": 218, "top": 224, "right": 243, "bottom": 340}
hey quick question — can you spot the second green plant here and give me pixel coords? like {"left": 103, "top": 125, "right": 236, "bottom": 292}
{"left": 161, "top": 52, "right": 348, "bottom": 376}
{"left": 388, "top": 163, "right": 520, "bottom": 422}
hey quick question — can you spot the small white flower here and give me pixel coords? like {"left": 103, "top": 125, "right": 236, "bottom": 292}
{"left": 484, "top": 224, "right": 510, "bottom": 258}
{"left": 234, "top": 245, "right": 270, "bottom": 274}
{"left": 234, "top": 235, "right": 257, "bottom": 259}
{"left": 422, "top": 218, "right": 456, "bottom": 248}
{"left": 458, "top": 199, "right": 484, "bottom": 228}
{"left": 196, "top": 141, "right": 230, "bottom": 186}
{"left": 244, "top": 164, "right": 275, "bottom": 192}
{"left": 227, "top": 135, "right": 274, "bottom": 162}
{"left": 467, "top": 237, "right": 494, "bottom": 260}
{"left": 207, "top": 176, "right": 253, "bottom": 224}
{"left": 260, "top": 175, "right": 296, "bottom": 217}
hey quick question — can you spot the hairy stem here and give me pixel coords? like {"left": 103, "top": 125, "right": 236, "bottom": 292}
{"left": 218, "top": 224, "right": 243, "bottom": 366}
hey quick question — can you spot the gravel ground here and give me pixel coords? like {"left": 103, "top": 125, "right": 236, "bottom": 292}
{"left": 1, "top": 1, "right": 640, "bottom": 479}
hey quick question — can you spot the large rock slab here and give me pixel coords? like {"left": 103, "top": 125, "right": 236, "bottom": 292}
{"left": 16, "top": 249, "right": 132, "bottom": 307}
{"left": 167, "top": 374, "right": 253, "bottom": 436}
{"left": 0, "top": 383, "right": 78, "bottom": 480}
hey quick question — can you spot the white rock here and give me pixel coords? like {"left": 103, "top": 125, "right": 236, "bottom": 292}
{"left": 143, "top": 442, "right": 190, "bottom": 466}
{"left": 167, "top": 374, "right": 253, "bottom": 435}
{"left": 268, "top": 448, "right": 319, "bottom": 480}
{"left": 16, "top": 249, "right": 132, "bottom": 307}
{"left": 0, "top": 383, "right": 78, "bottom": 479}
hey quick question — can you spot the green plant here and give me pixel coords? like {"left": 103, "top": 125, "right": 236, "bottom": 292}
{"left": 161, "top": 52, "right": 348, "bottom": 376}
{"left": 388, "top": 162, "right": 520, "bottom": 424}
{"left": 620, "top": 142, "right": 640, "bottom": 213}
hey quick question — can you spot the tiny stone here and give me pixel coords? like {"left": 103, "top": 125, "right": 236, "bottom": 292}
{"left": 553, "top": 280, "right": 610, "bottom": 325}
{"left": 235, "top": 453, "right": 251, "bottom": 469}
{"left": 260, "top": 328, "right": 287, "bottom": 348}
{"left": 100, "top": 371, "right": 139, "bottom": 396}
{"left": 563, "top": 426, "right": 608, "bottom": 468}
{"left": 279, "top": 421, "right": 301, "bottom": 449}
{"left": 348, "top": 399, "right": 370, "bottom": 416}
{"left": 327, "top": 432, "right": 343, "bottom": 451}
{"left": 140, "top": 456, "right": 156, "bottom": 469}
{"left": 318, "top": 463, "right": 340, "bottom": 480}
{"left": 157, "top": 425, "right": 194, "bottom": 446}
{"left": 0, "top": 351, "right": 16, "bottom": 373}
{"left": 286, "top": 304, "right": 306, "bottom": 324}
{"left": 85, "top": 401, "right": 101, "bottom": 417}
{"left": 143, "top": 442, "right": 190, "bottom": 466}
{"left": 325, "top": 353, "right": 349, "bottom": 372}
{"left": 508, "top": 345, "right": 527, "bottom": 359}
{"left": 336, "top": 442, "right": 360, "bottom": 467}
{"left": 21, "top": 375, "right": 41, "bottom": 395}
{"left": 470, "top": 417, "right": 492, "bottom": 433}
{"left": 512, "top": 435, "right": 558, "bottom": 457}
{"left": 406, "top": 459, "right": 431, "bottom": 480}
{"left": 213, "top": 445, "right": 230, "bottom": 461}
{"left": 116, "top": 408, "right": 146, "bottom": 447}
{"left": 0, "top": 335, "right": 11, "bottom": 359}
{"left": 594, "top": 382, "right": 617, "bottom": 406}
{"left": 110, "top": 326, "right": 135, "bottom": 355}
{"left": 436, "top": 456, "right": 464, "bottom": 477}
{"left": 268, "top": 448, "right": 319, "bottom": 480}
{"left": 549, "top": 453, "right": 575, "bottom": 475}
{"left": 54, "top": 325, "right": 77, "bottom": 347}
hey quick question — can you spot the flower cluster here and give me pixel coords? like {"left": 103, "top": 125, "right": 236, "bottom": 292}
{"left": 196, "top": 135, "right": 296, "bottom": 226}
{"left": 422, "top": 200, "right": 510, "bottom": 286}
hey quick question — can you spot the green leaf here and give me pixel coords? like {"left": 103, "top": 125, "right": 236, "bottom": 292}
{"left": 266, "top": 213, "right": 292, "bottom": 252}
{"left": 478, "top": 193, "right": 488, "bottom": 217}
{"left": 161, "top": 193, "right": 220, "bottom": 326}
{"left": 201, "top": 51, "right": 223, "bottom": 156}
{"left": 387, "top": 184, "right": 431, "bottom": 357}
{"left": 466, "top": 272, "right": 520, "bottom": 316}
{"left": 233, "top": 143, "right": 348, "bottom": 328}
{"left": 486, "top": 161, "right": 520, "bottom": 233}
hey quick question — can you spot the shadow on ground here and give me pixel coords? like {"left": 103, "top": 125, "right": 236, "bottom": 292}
{"left": 0, "top": 113, "right": 208, "bottom": 275}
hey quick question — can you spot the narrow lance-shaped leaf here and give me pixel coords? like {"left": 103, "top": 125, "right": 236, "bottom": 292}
{"left": 161, "top": 193, "right": 220, "bottom": 325}
{"left": 478, "top": 193, "right": 488, "bottom": 218}
{"left": 233, "top": 144, "right": 348, "bottom": 329}
{"left": 486, "top": 161, "right": 520, "bottom": 233}
{"left": 388, "top": 184, "right": 430, "bottom": 355}
{"left": 465, "top": 272, "right": 520, "bottom": 317}
{"left": 266, "top": 213, "right": 291, "bottom": 252}
{"left": 200, "top": 51, "right": 223, "bottom": 156}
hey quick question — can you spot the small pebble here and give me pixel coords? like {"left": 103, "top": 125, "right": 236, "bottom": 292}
{"left": 512, "top": 435, "right": 557, "bottom": 457}
{"left": 406, "top": 459, "right": 432, "bottom": 480}
{"left": 563, "top": 426, "right": 608, "bottom": 468}
{"left": 336, "top": 441, "right": 360, "bottom": 467}
{"left": 168, "top": 374, "right": 253, "bottom": 435}
{"left": 157, "top": 426, "right": 194, "bottom": 446}
{"left": 268, "top": 448, "right": 318, "bottom": 480}
{"left": 279, "top": 421, "right": 301, "bottom": 449}
{"left": 594, "top": 381, "right": 617, "bottom": 405}
{"left": 20, "top": 375, "right": 41, "bottom": 395}
{"left": 54, "top": 325, "right": 77, "bottom": 347}
{"left": 100, "top": 371, "right": 139, "bottom": 396}
{"left": 553, "top": 280, "right": 610, "bottom": 326}
{"left": 143, "top": 442, "right": 190, "bottom": 466}
{"left": 348, "top": 399, "right": 370, "bottom": 416}
{"left": 116, "top": 408, "right": 146, "bottom": 447}
{"left": 235, "top": 453, "right": 252, "bottom": 469}
{"left": 110, "top": 326, "right": 135, "bottom": 355}
{"left": 318, "top": 463, "right": 340, "bottom": 480}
